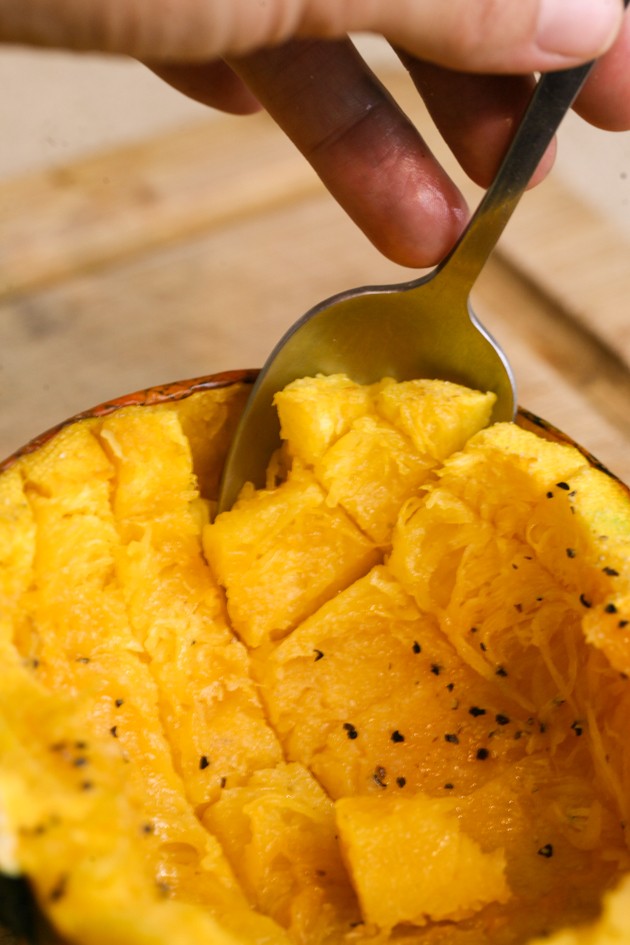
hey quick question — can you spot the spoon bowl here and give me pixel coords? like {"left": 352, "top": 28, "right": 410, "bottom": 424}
{"left": 218, "top": 56, "right": 602, "bottom": 512}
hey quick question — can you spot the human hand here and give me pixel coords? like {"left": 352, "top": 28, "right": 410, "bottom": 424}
{"left": 3, "top": 0, "right": 628, "bottom": 266}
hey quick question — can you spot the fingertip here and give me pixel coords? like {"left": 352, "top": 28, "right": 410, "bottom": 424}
{"left": 535, "top": 0, "right": 624, "bottom": 63}
{"left": 365, "top": 182, "right": 469, "bottom": 270}
{"left": 315, "top": 112, "right": 471, "bottom": 269}
{"left": 232, "top": 39, "right": 472, "bottom": 270}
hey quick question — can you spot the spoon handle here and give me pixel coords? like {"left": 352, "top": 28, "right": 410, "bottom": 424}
{"left": 431, "top": 11, "right": 627, "bottom": 296}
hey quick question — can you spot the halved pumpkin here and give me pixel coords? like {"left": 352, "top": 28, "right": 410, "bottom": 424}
{"left": 1, "top": 370, "right": 629, "bottom": 945}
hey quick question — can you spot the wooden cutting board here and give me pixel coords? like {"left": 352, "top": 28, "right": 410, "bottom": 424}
{"left": 0, "top": 68, "right": 629, "bottom": 481}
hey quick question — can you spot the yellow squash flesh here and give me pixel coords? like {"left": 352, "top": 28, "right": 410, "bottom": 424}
{"left": 1, "top": 373, "right": 630, "bottom": 945}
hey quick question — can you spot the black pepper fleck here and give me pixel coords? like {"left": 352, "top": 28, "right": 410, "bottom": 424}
{"left": 430, "top": 663, "right": 442, "bottom": 675}
{"left": 469, "top": 706, "right": 486, "bottom": 717}
{"left": 619, "top": 620, "right": 629, "bottom": 629}
{"left": 538, "top": 844, "right": 554, "bottom": 858}
{"left": 444, "top": 733, "right": 459, "bottom": 744}
{"left": 571, "top": 721, "right": 584, "bottom": 736}
{"left": 396, "top": 776, "right": 407, "bottom": 788}
{"left": 495, "top": 714, "right": 510, "bottom": 726}
{"left": 110, "top": 726, "right": 118, "bottom": 738}
{"left": 603, "top": 567, "right": 619, "bottom": 576}
{"left": 49, "top": 875, "right": 68, "bottom": 902}
{"left": 412, "top": 641, "right": 422, "bottom": 654}
{"left": 566, "top": 548, "right": 576, "bottom": 558}
{"left": 496, "top": 666, "right": 508, "bottom": 677}
{"left": 391, "top": 730, "right": 405, "bottom": 743}
{"left": 444, "top": 782, "right": 454, "bottom": 790}
{"left": 343, "top": 723, "right": 359, "bottom": 740}
{"left": 373, "top": 766, "right": 388, "bottom": 788}
{"left": 579, "top": 594, "right": 592, "bottom": 608}
{"left": 476, "top": 748, "right": 490, "bottom": 760}
{"left": 313, "top": 649, "right": 325, "bottom": 661}
{"left": 199, "top": 755, "right": 210, "bottom": 770}
{"left": 115, "top": 698, "right": 124, "bottom": 708}
{"left": 605, "top": 603, "right": 618, "bottom": 614}
{"left": 556, "top": 482, "right": 571, "bottom": 491}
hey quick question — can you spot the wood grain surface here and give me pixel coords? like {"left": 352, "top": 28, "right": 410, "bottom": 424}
{"left": 1, "top": 68, "right": 629, "bottom": 481}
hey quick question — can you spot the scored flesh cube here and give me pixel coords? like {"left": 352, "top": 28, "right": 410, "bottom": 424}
{"left": 99, "top": 408, "right": 283, "bottom": 806}
{"left": 315, "top": 415, "right": 434, "bottom": 546}
{"left": 204, "top": 468, "right": 379, "bottom": 647}
{"left": 254, "top": 565, "right": 524, "bottom": 799}
{"left": 335, "top": 792, "right": 509, "bottom": 928}
{"left": 204, "top": 762, "right": 361, "bottom": 941}
{"left": 375, "top": 377, "right": 496, "bottom": 460}
{"left": 274, "top": 374, "right": 374, "bottom": 466}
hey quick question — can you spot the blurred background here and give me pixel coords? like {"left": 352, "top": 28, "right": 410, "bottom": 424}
{"left": 1, "top": 40, "right": 630, "bottom": 478}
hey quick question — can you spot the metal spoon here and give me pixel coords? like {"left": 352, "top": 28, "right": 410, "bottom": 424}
{"left": 217, "top": 57, "right": 602, "bottom": 511}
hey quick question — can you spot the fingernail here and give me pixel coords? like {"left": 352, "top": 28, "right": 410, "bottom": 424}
{"left": 537, "top": 0, "right": 622, "bottom": 58}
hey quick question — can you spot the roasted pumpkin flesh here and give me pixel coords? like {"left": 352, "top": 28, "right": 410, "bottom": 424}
{"left": 1, "top": 375, "right": 630, "bottom": 945}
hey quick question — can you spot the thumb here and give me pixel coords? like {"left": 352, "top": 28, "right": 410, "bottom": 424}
{"left": 367, "top": 0, "right": 625, "bottom": 73}
{"left": 0, "top": 0, "right": 624, "bottom": 70}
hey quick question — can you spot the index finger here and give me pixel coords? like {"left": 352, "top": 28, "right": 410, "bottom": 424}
{"left": 230, "top": 38, "right": 469, "bottom": 268}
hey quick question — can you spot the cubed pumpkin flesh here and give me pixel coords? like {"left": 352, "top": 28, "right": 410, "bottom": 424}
{"left": 203, "top": 467, "right": 380, "bottom": 647}
{"left": 274, "top": 375, "right": 495, "bottom": 549}
{"left": 314, "top": 415, "right": 433, "bottom": 546}
{"left": 204, "top": 761, "right": 362, "bottom": 938}
{"left": 335, "top": 792, "right": 510, "bottom": 928}
{"left": 273, "top": 374, "right": 374, "bottom": 466}
{"left": 100, "top": 408, "right": 283, "bottom": 807}
{"left": 1, "top": 374, "right": 630, "bottom": 945}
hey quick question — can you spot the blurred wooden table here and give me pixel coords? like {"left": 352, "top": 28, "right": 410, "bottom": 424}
{"left": 1, "top": 69, "right": 629, "bottom": 481}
